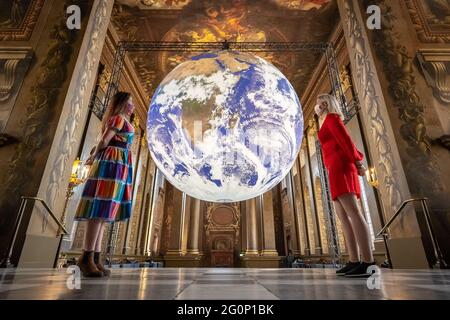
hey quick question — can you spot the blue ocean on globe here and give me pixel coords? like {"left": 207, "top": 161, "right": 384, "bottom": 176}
{"left": 147, "top": 50, "right": 303, "bottom": 202}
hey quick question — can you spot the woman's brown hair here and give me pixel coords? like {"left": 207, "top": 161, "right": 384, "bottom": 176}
{"left": 101, "top": 91, "right": 131, "bottom": 131}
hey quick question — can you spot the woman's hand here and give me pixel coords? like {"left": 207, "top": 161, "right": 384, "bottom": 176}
{"left": 355, "top": 161, "right": 366, "bottom": 177}
{"left": 85, "top": 154, "right": 95, "bottom": 166}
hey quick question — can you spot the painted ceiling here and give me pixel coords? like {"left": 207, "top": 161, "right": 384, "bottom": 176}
{"left": 111, "top": 0, "right": 339, "bottom": 104}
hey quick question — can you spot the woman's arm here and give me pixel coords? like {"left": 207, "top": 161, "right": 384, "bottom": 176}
{"left": 85, "top": 115, "right": 124, "bottom": 165}
{"left": 328, "top": 114, "right": 364, "bottom": 164}
{"left": 85, "top": 129, "right": 116, "bottom": 165}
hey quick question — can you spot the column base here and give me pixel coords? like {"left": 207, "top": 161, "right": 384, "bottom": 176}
{"left": 163, "top": 253, "right": 204, "bottom": 267}
{"left": 240, "top": 255, "right": 282, "bottom": 268}
{"left": 243, "top": 249, "right": 259, "bottom": 255}
{"left": 261, "top": 250, "right": 279, "bottom": 256}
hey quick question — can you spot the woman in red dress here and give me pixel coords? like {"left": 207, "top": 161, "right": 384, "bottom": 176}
{"left": 315, "top": 94, "right": 375, "bottom": 277}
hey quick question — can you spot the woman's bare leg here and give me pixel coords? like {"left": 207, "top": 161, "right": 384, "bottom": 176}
{"left": 334, "top": 200, "right": 359, "bottom": 262}
{"left": 94, "top": 221, "right": 105, "bottom": 253}
{"left": 83, "top": 219, "right": 103, "bottom": 251}
{"left": 337, "top": 193, "right": 374, "bottom": 263}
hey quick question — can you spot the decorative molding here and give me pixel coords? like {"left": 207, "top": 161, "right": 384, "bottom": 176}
{"left": 0, "top": 47, "right": 33, "bottom": 132}
{"left": 365, "top": 0, "right": 443, "bottom": 193}
{"left": 205, "top": 203, "right": 240, "bottom": 246}
{"left": 0, "top": 0, "right": 45, "bottom": 41}
{"left": 339, "top": 65, "right": 352, "bottom": 93}
{"left": 43, "top": 0, "right": 114, "bottom": 217}
{"left": 405, "top": 0, "right": 450, "bottom": 43}
{"left": 417, "top": 49, "right": 450, "bottom": 104}
{"left": 98, "top": 66, "right": 111, "bottom": 93}
{"left": 339, "top": 0, "right": 403, "bottom": 212}
{"left": 2, "top": 7, "right": 78, "bottom": 207}
{"left": 0, "top": 48, "right": 33, "bottom": 102}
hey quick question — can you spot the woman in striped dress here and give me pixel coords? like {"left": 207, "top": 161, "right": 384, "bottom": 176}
{"left": 75, "top": 91, "right": 135, "bottom": 277}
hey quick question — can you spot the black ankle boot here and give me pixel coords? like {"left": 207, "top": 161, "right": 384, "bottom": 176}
{"left": 336, "top": 262, "right": 360, "bottom": 275}
{"left": 345, "top": 262, "right": 377, "bottom": 277}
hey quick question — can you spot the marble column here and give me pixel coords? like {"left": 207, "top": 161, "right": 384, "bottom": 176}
{"left": 187, "top": 197, "right": 201, "bottom": 254}
{"left": 244, "top": 197, "right": 259, "bottom": 255}
{"left": 261, "top": 192, "right": 278, "bottom": 256}
{"left": 180, "top": 193, "right": 190, "bottom": 255}
{"left": 165, "top": 187, "right": 184, "bottom": 256}
{"left": 146, "top": 169, "right": 164, "bottom": 256}
{"left": 286, "top": 173, "right": 300, "bottom": 255}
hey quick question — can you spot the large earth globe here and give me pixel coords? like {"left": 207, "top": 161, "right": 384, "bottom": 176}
{"left": 147, "top": 50, "right": 303, "bottom": 202}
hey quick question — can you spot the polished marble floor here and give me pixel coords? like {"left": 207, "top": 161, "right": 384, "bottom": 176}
{"left": 0, "top": 267, "right": 449, "bottom": 300}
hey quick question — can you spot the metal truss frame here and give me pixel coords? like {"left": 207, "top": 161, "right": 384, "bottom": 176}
{"left": 104, "top": 40, "right": 355, "bottom": 264}
{"left": 316, "top": 138, "right": 342, "bottom": 267}
{"left": 103, "top": 41, "right": 359, "bottom": 120}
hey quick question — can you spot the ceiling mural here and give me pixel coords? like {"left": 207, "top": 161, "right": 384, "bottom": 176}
{"left": 118, "top": 0, "right": 331, "bottom": 11}
{"left": 274, "top": 0, "right": 331, "bottom": 10}
{"left": 112, "top": 0, "right": 339, "bottom": 104}
{"left": 0, "top": 0, "right": 45, "bottom": 41}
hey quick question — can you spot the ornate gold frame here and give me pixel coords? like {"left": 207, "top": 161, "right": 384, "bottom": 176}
{"left": 0, "top": 0, "right": 45, "bottom": 41}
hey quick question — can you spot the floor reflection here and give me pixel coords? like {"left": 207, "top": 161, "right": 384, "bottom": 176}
{"left": 0, "top": 268, "right": 449, "bottom": 300}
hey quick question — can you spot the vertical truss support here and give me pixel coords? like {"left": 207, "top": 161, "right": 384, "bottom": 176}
{"left": 102, "top": 45, "right": 127, "bottom": 118}
{"left": 325, "top": 43, "right": 360, "bottom": 123}
{"left": 316, "top": 138, "right": 342, "bottom": 267}
{"left": 106, "top": 222, "right": 119, "bottom": 267}
{"left": 102, "top": 41, "right": 358, "bottom": 119}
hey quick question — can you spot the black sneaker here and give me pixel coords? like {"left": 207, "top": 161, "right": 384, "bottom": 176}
{"left": 336, "top": 262, "right": 360, "bottom": 276}
{"left": 345, "top": 262, "right": 377, "bottom": 278}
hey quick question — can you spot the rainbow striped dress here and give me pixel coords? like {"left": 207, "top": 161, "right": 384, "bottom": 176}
{"left": 75, "top": 115, "right": 134, "bottom": 222}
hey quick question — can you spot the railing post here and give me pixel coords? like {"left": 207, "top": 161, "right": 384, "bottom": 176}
{"left": 0, "top": 197, "right": 27, "bottom": 268}
{"left": 106, "top": 222, "right": 117, "bottom": 267}
{"left": 53, "top": 234, "right": 65, "bottom": 268}
{"left": 381, "top": 234, "right": 393, "bottom": 269}
{"left": 420, "top": 200, "right": 447, "bottom": 269}
{"left": 1, "top": 196, "right": 69, "bottom": 268}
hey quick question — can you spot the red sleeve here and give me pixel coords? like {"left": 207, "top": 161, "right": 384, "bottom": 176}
{"left": 327, "top": 114, "right": 364, "bottom": 162}
{"left": 106, "top": 115, "right": 125, "bottom": 132}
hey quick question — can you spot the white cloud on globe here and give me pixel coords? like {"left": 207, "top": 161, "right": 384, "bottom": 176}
{"left": 147, "top": 50, "right": 303, "bottom": 202}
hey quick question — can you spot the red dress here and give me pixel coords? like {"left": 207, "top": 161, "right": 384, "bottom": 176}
{"left": 318, "top": 113, "right": 364, "bottom": 201}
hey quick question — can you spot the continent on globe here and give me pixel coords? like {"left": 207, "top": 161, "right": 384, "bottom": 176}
{"left": 147, "top": 50, "right": 303, "bottom": 202}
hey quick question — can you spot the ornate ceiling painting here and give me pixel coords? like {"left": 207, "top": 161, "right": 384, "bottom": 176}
{"left": 405, "top": 0, "right": 450, "bottom": 43}
{"left": 0, "top": 0, "right": 45, "bottom": 41}
{"left": 112, "top": 0, "right": 338, "bottom": 104}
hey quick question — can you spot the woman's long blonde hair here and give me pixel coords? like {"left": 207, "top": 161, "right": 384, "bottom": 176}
{"left": 317, "top": 93, "right": 344, "bottom": 120}
{"left": 101, "top": 91, "right": 131, "bottom": 131}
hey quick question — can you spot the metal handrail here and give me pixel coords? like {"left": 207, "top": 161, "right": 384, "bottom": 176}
{"left": 0, "top": 196, "right": 68, "bottom": 268}
{"left": 21, "top": 196, "right": 69, "bottom": 235}
{"left": 376, "top": 197, "right": 427, "bottom": 238}
{"left": 376, "top": 197, "right": 447, "bottom": 269}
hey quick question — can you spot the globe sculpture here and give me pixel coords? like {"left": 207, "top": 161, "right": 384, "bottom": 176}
{"left": 147, "top": 50, "right": 303, "bottom": 202}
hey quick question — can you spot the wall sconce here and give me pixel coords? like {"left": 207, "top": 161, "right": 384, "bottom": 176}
{"left": 59, "top": 158, "right": 90, "bottom": 236}
{"left": 70, "top": 157, "right": 90, "bottom": 185}
{"left": 70, "top": 158, "right": 81, "bottom": 183}
{"left": 366, "top": 167, "right": 379, "bottom": 188}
